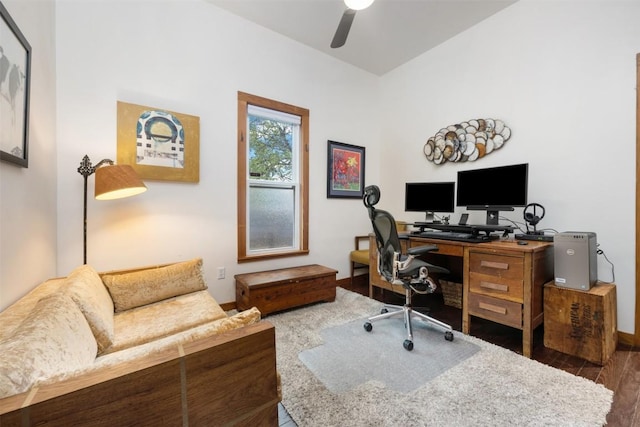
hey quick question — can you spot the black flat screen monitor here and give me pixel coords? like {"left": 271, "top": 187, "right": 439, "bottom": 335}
{"left": 405, "top": 182, "right": 455, "bottom": 223}
{"left": 456, "top": 163, "right": 528, "bottom": 225}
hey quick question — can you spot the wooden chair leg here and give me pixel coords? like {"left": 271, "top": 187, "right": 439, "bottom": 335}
{"left": 350, "top": 261, "right": 355, "bottom": 286}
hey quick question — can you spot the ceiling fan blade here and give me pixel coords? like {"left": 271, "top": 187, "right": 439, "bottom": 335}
{"left": 331, "top": 9, "right": 356, "bottom": 49}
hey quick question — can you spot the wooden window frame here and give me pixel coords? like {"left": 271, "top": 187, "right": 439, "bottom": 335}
{"left": 237, "top": 91, "right": 309, "bottom": 262}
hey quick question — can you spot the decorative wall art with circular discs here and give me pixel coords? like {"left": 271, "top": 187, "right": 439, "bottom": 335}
{"left": 423, "top": 118, "right": 511, "bottom": 165}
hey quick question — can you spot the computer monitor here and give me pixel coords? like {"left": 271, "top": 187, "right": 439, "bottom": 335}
{"left": 456, "top": 163, "right": 528, "bottom": 225}
{"left": 405, "top": 182, "right": 455, "bottom": 223}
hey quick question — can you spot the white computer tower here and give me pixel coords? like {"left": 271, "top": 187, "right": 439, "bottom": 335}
{"left": 553, "top": 232, "right": 597, "bottom": 291}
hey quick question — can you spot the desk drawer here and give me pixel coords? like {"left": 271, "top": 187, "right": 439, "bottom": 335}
{"left": 410, "top": 240, "right": 463, "bottom": 257}
{"left": 468, "top": 293, "right": 522, "bottom": 329}
{"left": 469, "top": 272, "right": 523, "bottom": 302}
{"left": 469, "top": 252, "right": 524, "bottom": 280}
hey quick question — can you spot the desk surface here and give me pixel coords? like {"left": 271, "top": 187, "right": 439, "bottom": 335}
{"left": 403, "top": 233, "right": 552, "bottom": 255}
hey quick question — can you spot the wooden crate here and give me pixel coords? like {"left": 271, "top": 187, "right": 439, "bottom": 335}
{"left": 543, "top": 281, "right": 617, "bottom": 365}
{"left": 235, "top": 264, "right": 338, "bottom": 315}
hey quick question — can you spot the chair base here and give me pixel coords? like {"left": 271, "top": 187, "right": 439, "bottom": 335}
{"left": 364, "top": 288, "right": 454, "bottom": 351}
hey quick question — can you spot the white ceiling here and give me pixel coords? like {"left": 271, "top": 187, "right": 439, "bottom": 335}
{"left": 208, "top": 0, "right": 518, "bottom": 76}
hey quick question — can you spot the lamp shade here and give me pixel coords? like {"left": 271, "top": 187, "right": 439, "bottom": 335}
{"left": 95, "top": 164, "right": 147, "bottom": 200}
{"left": 344, "top": 0, "right": 374, "bottom": 10}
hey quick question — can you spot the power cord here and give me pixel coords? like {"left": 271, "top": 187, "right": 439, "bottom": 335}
{"left": 539, "top": 227, "right": 559, "bottom": 234}
{"left": 498, "top": 216, "right": 527, "bottom": 234}
{"left": 597, "top": 244, "right": 615, "bottom": 284}
{"left": 432, "top": 213, "right": 450, "bottom": 224}
{"left": 498, "top": 216, "right": 559, "bottom": 236}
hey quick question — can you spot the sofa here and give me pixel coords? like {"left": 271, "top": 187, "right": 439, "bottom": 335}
{"left": 0, "top": 258, "right": 280, "bottom": 426}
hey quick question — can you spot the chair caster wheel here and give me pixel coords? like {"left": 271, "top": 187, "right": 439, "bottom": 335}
{"left": 381, "top": 308, "right": 388, "bottom": 314}
{"left": 403, "top": 340, "right": 414, "bottom": 351}
{"left": 445, "top": 331, "right": 454, "bottom": 341}
{"left": 364, "top": 322, "right": 372, "bottom": 332}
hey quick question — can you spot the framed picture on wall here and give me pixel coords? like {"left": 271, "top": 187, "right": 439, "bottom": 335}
{"left": 327, "top": 140, "right": 365, "bottom": 199}
{"left": 117, "top": 101, "right": 200, "bottom": 182}
{"left": 0, "top": 2, "right": 31, "bottom": 168}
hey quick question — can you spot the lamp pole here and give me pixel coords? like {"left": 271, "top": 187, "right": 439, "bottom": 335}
{"left": 77, "top": 155, "right": 113, "bottom": 265}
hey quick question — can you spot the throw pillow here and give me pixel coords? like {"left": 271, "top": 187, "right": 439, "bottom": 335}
{"left": 63, "top": 264, "right": 115, "bottom": 354}
{"left": 101, "top": 258, "right": 207, "bottom": 312}
{"left": 0, "top": 293, "right": 97, "bottom": 399}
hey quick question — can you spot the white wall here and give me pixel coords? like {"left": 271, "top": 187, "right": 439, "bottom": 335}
{"left": 5, "top": 0, "right": 637, "bottom": 335}
{"left": 55, "top": 0, "right": 381, "bottom": 305}
{"left": 0, "top": 0, "right": 57, "bottom": 310}
{"left": 379, "top": 0, "right": 639, "bottom": 333}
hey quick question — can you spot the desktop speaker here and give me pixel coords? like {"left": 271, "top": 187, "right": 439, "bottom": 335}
{"left": 553, "top": 232, "right": 597, "bottom": 291}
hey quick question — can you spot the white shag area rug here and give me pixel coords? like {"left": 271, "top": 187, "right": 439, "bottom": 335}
{"left": 267, "top": 288, "right": 613, "bottom": 427}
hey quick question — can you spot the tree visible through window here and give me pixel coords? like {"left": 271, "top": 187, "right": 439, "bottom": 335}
{"left": 237, "top": 92, "right": 309, "bottom": 261}
{"left": 249, "top": 115, "right": 292, "bottom": 181}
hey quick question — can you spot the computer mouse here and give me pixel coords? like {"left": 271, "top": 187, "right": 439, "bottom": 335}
{"left": 517, "top": 240, "right": 528, "bottom": 245}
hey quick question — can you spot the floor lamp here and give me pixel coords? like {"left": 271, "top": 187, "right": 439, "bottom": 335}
{"left": 77, "top": 155, "right": 147, "bottom": 265}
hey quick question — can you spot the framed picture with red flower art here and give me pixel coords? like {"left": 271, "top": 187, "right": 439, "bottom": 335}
{"left": 327, "top": 140, "right": 365, "bottom": 199}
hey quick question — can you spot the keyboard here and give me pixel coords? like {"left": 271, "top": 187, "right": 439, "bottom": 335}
{"left": 419, "top": 231, "right": 495, "bottom": 243}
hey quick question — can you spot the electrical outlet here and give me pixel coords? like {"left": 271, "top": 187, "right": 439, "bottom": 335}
{"left": 217, "top": 267, "right": 225, "bottom": 279}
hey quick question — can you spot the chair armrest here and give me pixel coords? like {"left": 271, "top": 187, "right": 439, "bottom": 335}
{"left": 406, "top": 244, "right": 439, "bottom": 256}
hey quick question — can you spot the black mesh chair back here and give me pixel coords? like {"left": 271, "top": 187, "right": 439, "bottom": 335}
{"left": 364, "top": 185, "right": 400, "bottom": 282}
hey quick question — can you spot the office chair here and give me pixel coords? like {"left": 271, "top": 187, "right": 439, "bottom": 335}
{"left": 362, "top": 185, "right": 454, "bottom": 351}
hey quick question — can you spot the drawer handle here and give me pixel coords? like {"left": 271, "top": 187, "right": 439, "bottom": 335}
{"left": 480, "top": 260, "right": 509, "bottom": 270}
{"left": 480, "top": 281, "right": 509, "bottom": 292}
{"left": 478, "top": 301, "right": 507, "bottom": 315}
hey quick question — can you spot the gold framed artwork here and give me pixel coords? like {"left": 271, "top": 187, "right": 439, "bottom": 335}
{"left": 117, "top": 101, "right": 200, "bottom": 182}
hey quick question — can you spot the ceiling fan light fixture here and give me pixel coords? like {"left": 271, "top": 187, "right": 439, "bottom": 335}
{"left": 344, "top": 0, "right": 374, "bottom": 11}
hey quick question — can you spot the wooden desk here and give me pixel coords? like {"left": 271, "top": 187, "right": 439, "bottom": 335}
{"left": 368, "top": 235, "right": 554, "bottom": 357}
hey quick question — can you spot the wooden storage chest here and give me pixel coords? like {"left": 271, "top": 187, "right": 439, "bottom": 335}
{"left": 543, "top": 281, "right": 617, "bottom": 365}
{"left": 235, "top": 264, "right": 338, "bottom": 315}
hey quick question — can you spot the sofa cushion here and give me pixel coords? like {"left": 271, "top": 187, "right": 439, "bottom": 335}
{"left": 0, "top": 293, "right": 97, "bottom": 399}
{"left": 102, "top": 258, "right": 207, "bottom": 312}
{"left": 206, "top": 306, "right": 262, "bottom": 335}
{"left": 93, "top": 307, "right": 262, "bottom": 367}
{"left": 63, "top": 264, "right": 115, "bottom": 354}
{"left": 0, "top": 277, "right": 67, "bottom": 343}
{"left": 103, "top": 290, "right": 227, "bottom": 355}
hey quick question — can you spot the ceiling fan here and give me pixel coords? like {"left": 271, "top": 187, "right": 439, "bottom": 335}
{"left": 330, "top": 0, "right": 375, "bottom": 49}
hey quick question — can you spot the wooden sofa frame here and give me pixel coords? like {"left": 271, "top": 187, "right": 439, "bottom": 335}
{"left": 0, "top": 321, "right": 279, "bottom": 426}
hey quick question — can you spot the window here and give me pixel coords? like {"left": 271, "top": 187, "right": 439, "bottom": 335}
{"left": 237, "top": 92, "right": 309, "bottom": 262}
